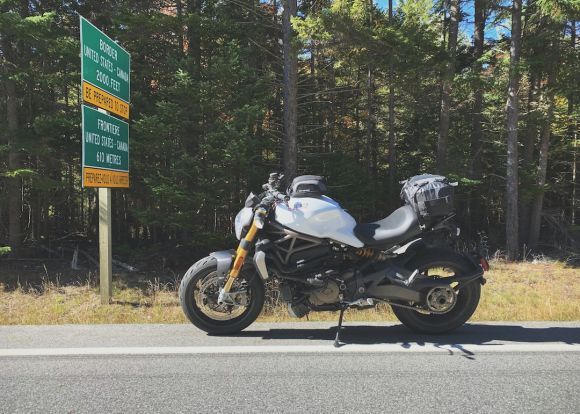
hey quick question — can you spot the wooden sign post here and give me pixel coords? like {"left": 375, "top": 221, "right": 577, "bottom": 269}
{"left": 99, "top": 187, "right": 113, "bottom": 304}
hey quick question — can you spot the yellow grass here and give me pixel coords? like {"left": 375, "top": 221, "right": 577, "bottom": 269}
{"left": 0, "top": 260, "right": 578, "bottom": 325}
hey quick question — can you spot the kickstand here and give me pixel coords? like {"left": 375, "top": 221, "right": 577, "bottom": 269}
{"left": 333, "top": 306, "right": 347, "bottom": 348}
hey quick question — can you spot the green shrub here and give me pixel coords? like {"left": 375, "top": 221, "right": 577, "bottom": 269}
{"left": 0, "top": 246, "right": 11, "bottom": 256}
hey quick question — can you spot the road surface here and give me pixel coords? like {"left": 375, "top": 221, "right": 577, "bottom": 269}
{"left": 0, "top": 322, "right": 579, "bottom": 413}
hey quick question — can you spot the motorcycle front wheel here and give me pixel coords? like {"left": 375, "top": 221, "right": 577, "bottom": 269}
{"left": 392, "top": 248, "right": 482, "bottom": 334}
{"left": 179, "top": 256, "right": 265, "bottom": 335}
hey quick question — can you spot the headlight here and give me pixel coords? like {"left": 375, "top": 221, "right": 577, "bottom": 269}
{"left": 234, "top": 207, "right": 253, "bottom": 240}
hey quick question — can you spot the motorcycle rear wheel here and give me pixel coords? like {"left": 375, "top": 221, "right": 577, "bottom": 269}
{"left": 392, "top": 248, "right": 481, "bottom": 334}
{"left": 179, "top": 256, "right": 264, "bottom": 335}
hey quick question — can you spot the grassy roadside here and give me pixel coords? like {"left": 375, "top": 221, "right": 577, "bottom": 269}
{"left": 0, "top": 260, "right": 578, "bottom": 325}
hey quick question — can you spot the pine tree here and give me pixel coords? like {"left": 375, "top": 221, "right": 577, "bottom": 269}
{"left": 505, "top": 0, "right": 522, "bottom": 260}
{"left": 282, "top": 0, "right": 298, "bottom": 180}
{"left": 437, "top": 0, "right": 460, "bottom": 174}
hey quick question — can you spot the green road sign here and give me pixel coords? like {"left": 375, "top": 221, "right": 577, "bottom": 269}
{"left": 82, "top": 105, "right": 129, "bottom": 172}
{"left": 80, "top": 16, "right": 130, "bottom": 103}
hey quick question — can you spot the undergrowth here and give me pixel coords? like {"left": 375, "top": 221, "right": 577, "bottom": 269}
{"left": 0, "top": 260, "right": 578, "bottom": 325}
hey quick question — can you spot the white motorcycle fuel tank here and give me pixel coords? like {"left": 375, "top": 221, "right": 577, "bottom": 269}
{"left": 274, "top": 196, "right": 364, "bottom": 248}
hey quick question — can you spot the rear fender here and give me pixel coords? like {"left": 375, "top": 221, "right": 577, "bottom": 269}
{"left": 392, "top": 242, "right": 486, "bottom": 284}
{"left": 392, "top": 238, "right": 425, "bottom": 255}
{"left": 392, "top": 239, "right": 426, "bottom": 266}
{"left": 464, "top": 251, "right": 489, "bottom": 282}
{"left": 403, "top": 246, "right": 487, "bottom": 286}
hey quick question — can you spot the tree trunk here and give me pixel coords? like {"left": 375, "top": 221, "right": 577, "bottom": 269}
{"left": 366, "top": 66, "right": 375, "bottom": 177}
{"left": 326, "top": 58, "right": 335, "bottom": 153}
{"left": 282, "top": 0, "right": 298, "bottom": 179}
{"left": 187, "top": 0, "right": 201, "bottom": 78}
{"left": 527, "top": 77, "right": 556, "bottom": 250}
{"left": 469, "top": 0, "right": 486, "bottom": 234}
{"left": 437, "top": 0, "right": 459, "bottom": 174}
{"left": 470, "top": 0, "right": 485, "bottom": 179}
{"left": 185, "top": 0, "right": 202, "bottom": 160}
{"left": 519, "top": 73, "right": 540, "bottom": 244}
{"left": 522, "top": 75, "right": 540, "bottom": 166}
{"left": 569, "top": 21, "right": 577, "bottom": 225}
{"left": 354, "top": 66, "right": 361, "bottom": 161}
{"left": 518, "top": 1, "right": 544, "bottom": 245}
{"left": 528, "top": 22, "right": 560, "bottom": 249}
{"left": 6, "top": 77, "right": 22, "bottom": 255}
{"left": 505, "top": 0, "right": 522, "bottom": 260}
{"left": 176, "top": 0, "right": 185, "bottom": 54}
{"left": 528, "top": 27, "right": 561, "bottom": 249}
{"left": 365, "top": 0, "right": 376, "bottom": 178}
{"left": 388, "top": 0, "right": 396, "bottom": 196}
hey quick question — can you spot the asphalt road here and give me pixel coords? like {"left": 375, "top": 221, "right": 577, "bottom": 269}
{"left": 1, "top": 322, "right": 579, "bottom": 413}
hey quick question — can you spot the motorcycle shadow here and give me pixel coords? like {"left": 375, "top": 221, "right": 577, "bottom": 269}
{"left": 234, "top": 323, "right": 580, "bottom": 348}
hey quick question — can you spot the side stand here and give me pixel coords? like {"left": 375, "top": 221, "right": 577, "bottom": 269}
{"left": 333, "top": 306, "right": 347, "bottom": 348}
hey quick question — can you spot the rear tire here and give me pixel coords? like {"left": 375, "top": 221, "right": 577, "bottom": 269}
{"left": 179, "top": 256, "right": 264, "bottom": 335}
{"left": 392, "top": 248, "right": 481, "bottom": 334}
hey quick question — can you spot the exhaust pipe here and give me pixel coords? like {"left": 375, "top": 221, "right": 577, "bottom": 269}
{"left": 365, "top": 284, "right": 421, "bottom": 303}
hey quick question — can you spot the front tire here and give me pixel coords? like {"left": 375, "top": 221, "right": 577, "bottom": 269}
{"left": 392, "top": 248, "right": 481, "bottom": 334}
{"left": 179, "top": 256, "right": 265, "bottom": 335}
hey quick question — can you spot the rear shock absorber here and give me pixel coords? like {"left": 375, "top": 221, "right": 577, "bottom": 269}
{"left": 354, "top": 248, "right": 388, "bottom": 262}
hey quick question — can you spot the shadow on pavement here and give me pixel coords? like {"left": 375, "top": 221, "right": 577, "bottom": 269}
{"left": 232, "top": 323, "right": 580, "bottom": 347}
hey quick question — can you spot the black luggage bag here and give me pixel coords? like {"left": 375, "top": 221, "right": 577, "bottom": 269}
{"left": 400, "top": 174, "right": 457, "bottom": 220}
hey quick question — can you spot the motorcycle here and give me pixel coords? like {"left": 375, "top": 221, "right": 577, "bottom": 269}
{"left": 179, "top": 173, "right": 488, "bottom": 346}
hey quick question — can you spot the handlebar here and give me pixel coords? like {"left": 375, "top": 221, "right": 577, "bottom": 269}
{"left": 274, "top": 192, "right": 289, "bottom": 201}
{"left": 251, "top": 173, "right": 290, "bottom": 228}
{"left": 258, "top": 189, "right": 288, "bottom": 207}
{"left": 257, "top": 172, "right": 289, "bottom": 208}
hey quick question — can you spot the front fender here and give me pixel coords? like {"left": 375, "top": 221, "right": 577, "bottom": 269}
{"left": 209, "top": 250, "right": 268, "bottom": 280}
{"left": 210, "top": 250, "right": 234, "bottom": 278}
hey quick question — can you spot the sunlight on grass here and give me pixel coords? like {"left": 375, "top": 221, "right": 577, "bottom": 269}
{"left": 0, "top": 260, "right": 578, "bottom": 325}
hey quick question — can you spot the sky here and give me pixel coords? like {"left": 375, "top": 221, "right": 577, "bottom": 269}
{"left": 375, "top": 0, "right": 506, "bottom": 41}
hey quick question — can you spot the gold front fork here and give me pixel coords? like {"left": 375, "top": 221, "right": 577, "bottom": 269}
{"left": 222, "top": 221, "right": 259, "bottom": 292}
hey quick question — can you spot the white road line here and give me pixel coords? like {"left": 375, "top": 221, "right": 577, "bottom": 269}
{"left": 0, "top": 343, "right": 578, "bottom": 357}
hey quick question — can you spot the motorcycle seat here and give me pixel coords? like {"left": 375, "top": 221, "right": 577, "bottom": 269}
{"left": 354, "top": 205, "right": 422, "bottom": 247}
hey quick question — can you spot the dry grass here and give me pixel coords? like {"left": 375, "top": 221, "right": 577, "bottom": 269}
{"left": 0, "top": 260, "right": 578, "bottom": 325}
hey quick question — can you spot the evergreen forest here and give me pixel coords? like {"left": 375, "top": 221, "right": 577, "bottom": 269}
{"left": 1, "top": 0, "right": 579, "bottom": 262}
